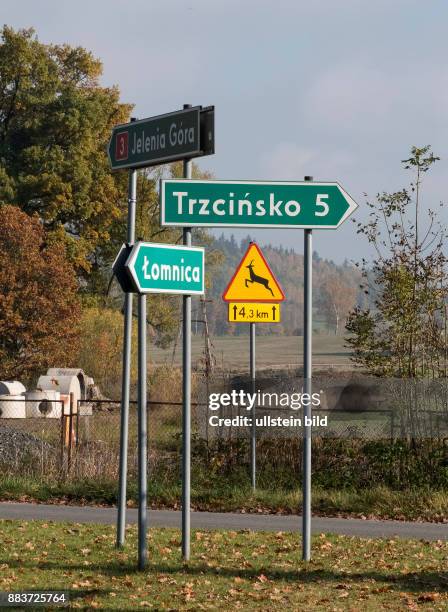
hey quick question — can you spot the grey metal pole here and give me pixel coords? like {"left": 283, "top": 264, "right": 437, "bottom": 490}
{"left": 250, "top": 322, "right": 256, "bottom": 490}
{"left": 302, "top": 175, "right": 313, "bottom": 562}
{"left": 182, "top": 104, "right": 192, "bottom": 561}
{"left": 116, "top": 145, "right": 137, "bottom": 548}
{"left": 137, "top": 293, "right": 148, "bottom": 570}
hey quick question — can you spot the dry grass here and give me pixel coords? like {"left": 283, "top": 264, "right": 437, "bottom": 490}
{"left": 151, "top": 335, "right": 353, "bottom": 371}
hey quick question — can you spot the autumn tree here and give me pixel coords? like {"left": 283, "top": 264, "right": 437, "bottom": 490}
{"left": 77, "top": 306, "right": 137, "bottom": 395}
{"left": 0, "top": 26, "right": 131, "bottom": 281}
{"left": 0, "top": 205, "right": 80, "bottom": 380}
{"left": 346, "top": 146, "right": 448, "bottom": 377}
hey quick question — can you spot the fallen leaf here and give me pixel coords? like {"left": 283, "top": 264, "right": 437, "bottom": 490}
{"left": 418, "top": 592, "right": 440, "bottom": 602}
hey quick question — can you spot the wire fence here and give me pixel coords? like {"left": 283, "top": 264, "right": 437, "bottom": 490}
{"left": 0, "top": 397, "right": 197, "bottom": 482}
{"left": 1, "top": 373, "right": 448, "bottom": 489}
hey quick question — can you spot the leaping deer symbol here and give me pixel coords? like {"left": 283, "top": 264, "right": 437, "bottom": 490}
{"left": 245, "top": 260, "right": 274, "bottom": 295}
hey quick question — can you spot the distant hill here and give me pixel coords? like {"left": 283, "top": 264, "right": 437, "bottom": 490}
{"left": 198, "top": 234, "right": 364, "bottom": 337}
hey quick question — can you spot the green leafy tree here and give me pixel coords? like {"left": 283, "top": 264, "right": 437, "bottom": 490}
{"left": 0, "top": 26, "right": 131, "bottom": 277}
{"left": 346, "top": 147, "right": 448, "bottom": 377}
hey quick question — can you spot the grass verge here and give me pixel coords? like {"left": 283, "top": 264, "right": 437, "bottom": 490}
{"left": 0, "top": 477, "right": 447, "bottom": 522}
{"left": 0, "top": 519, "right": 446, "bottom": 610}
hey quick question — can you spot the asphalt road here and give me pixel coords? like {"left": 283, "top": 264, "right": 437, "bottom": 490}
{"left": 0, "top": 502, "right": 446, "bottom": 541}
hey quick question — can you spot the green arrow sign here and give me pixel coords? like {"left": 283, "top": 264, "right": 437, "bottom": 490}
{"left": 160, "top": 179, "right": 358, "bottom": 229}
{"left": 108, "top": 107, "right": 214, "bottom": 170}
{"left": 125, "top": 242, "right": 204, "bottom": 295}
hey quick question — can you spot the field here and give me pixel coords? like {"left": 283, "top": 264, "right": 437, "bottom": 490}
{"left": 150, "top": 335, "right": 353, "bottom": 370}
{"left": 0, "top": 520, "right": 447, "bottom": 610}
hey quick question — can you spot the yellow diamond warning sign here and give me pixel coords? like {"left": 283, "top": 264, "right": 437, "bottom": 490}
{"left": 222, "top": 242, "right": 285, "bottom": 303}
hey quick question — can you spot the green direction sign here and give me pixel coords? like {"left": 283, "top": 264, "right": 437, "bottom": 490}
{"left": 108, "top": 106, "right": 214, "bottom": 170}
{"left": 125, "top": 242, "right": 204, "bottom": 295}
{"left": 160, "top": 179, "right": 358, "bottom": 229}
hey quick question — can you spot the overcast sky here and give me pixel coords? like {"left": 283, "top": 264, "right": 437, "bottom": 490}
{"left": 3, "top": 0, "right": 448, "bottom": 262}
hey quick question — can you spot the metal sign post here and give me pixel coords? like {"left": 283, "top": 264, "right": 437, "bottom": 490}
{"left": 117, "top": 133, "right": 137, "bottom": 548}
{"left": 250, "top": 322, "right": 256, "bottom": 490}
{"left": 115, "top": 235, "right": 204, "bottom": 568}
{"left": 159, "top": 174, "right": 357, "bottom": 565}
{"left": 302, "top": 175, "right": 313, "bottom": 562}
{"left": 182, "top": 105, "right": 192, "bottom": 561}
{"left": 137, "top": 293, "right": 148, "bottom": 570}
{"left": 221, "top": 242, "right": 284, "bottom": 491}
{"left": 110, "top": 104, "right": 213, "bottom": 568}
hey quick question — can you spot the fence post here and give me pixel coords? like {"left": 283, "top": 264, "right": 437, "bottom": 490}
{"left": 60, "top": 403, "right": 66, "bottom": 479}
{"left": 67, "top": 392, "right": 74, "bottom": 473}
{"left": 76, "top": 399, "right": 80, "bottom": 450}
